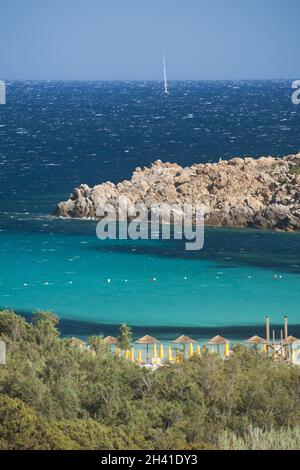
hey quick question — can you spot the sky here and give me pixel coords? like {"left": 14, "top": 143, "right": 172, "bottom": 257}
{"left": 0, "top": 0, "right": 299, "bottom": 80}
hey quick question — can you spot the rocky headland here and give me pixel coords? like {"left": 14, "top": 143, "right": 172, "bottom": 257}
{"left": 55, "top": 153, "right": 300, "bottom": 230}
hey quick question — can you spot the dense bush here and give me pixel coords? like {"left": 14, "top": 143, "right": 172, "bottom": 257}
{"left": 0, "top": 310, "right": 299, "bottom": 450}
{"left": 0, "top": 394, "right": 76, "bottom": 450}
{"left": 218, "top": 426, "right": 300, "bottom": 450}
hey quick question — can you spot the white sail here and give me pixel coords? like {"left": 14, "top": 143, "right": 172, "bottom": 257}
{"left": 163, "top": 55, "right": 169, "bottom": 95}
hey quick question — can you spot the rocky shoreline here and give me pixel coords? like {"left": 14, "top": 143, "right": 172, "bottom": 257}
{"left": 55, "top": 153, "right": 300, "bottom": 230}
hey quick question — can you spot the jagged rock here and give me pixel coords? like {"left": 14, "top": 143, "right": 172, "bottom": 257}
{"left": 55, "top": 153, "right": 300, "bottom": 230}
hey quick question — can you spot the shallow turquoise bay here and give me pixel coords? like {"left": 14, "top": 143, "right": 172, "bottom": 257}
{"left": 1, "top": 216, "right": 300, "bottom": 339}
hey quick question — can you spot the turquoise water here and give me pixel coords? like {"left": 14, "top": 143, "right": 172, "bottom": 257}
{"left": 1, "top": 215, "right": 300, "bottom": 339}
{"left": 1, "top": 81, "right": 300, "bottom": 339}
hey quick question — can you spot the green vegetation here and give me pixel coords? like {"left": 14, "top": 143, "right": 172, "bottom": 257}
{"left": 0, "top": 310, "right": 300, "bottom": 450}
{"left": 118, "top": 322, "right": 132, "bottom": 351}
{"left": 218, "top": 426, "right": 300, "bottom": 450}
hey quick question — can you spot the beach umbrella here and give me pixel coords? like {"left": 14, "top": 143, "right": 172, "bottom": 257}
{"left": 208, "top": 335, "right": 228, "bottom": 345}
{"left": 283, "top": 336, "right": 299, "bottom": 361}
{"left": 159, "top": 344, "right": 164, "bottom": 360}
{"left": 130, "top": 347, "right": 135, "bottom": 361}
{"left": 196, "top": 345, "right": 201, "bottom": 355}
{"left": 207, "top": 335, "right": 228, "bottom": 355}
{"left": 189, "top": 343, "right": 194, "bottom": 358}
{"left": 172, "top": 335, "right": 196, "bottom": 356}
{"left": 224, "top": 341, "right": 230, "bottom": 358}
{"left": 173, "top": 335, "right": 197, "bottom": 344}
{"left": 135, "top": 335, "right": 159, "bottom": 363}
{"left": 282, "top": 336, "right": 299, "bottom": 345}
{"left": 137, "top": 350, "right": 142, "bottom": 365}
{"left": 290, "top": 348, "right": 296, "bottom": 365}
{"left": 167, "top": 346, "right": 173, "bottom": 362}
{"left": 153, "top": 343, "right": 157, "bottom": 359}
{"left": 246, "top": 335, "right": 267, "bottom": 345}
{"left": 246, "top": 335, "right": 267, "bottom": 352}
{"left": 262, "top": 344, "right": 267, "bottom": 354}
{"left": 115, "top": 347, "right": 121, "bottom": 356}
{"left": 103, "top": 336, "right": 119, "bottom": 346}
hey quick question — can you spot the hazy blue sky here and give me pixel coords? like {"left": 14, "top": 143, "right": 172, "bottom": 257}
{"left": 0, "top": 0, "right": 299, "bottom": 80}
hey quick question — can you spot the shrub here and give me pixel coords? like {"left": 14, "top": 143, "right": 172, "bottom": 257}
{"left": 0, "top": 310, "right": 299, "bottom": 450}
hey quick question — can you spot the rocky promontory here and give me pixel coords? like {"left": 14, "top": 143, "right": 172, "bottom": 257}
{"left": 55, "top": 154, "right": 300, "bottom": 230}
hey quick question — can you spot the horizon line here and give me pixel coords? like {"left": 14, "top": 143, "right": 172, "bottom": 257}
{"left": 2, "top": 77, "right": 298, "bottom": 83}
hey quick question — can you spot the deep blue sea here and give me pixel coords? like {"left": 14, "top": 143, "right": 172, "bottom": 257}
{"left": 1, "top": 80, "right": 300, "bottom": 340}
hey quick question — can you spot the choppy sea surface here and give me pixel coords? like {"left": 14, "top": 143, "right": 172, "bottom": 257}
{"left": 1, "top": 80, "right": 300, "bottom": 340}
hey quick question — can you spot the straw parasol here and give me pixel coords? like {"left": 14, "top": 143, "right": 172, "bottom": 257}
{"left": 207, "top": 335, "right": 228, "bottom": 354}
{"left": 103, "top": 336, "right": 119, "bottom": 346}
{"left": 172, "top": 335, "right": 196, "bottom": 356}
{"left": 246, "top": 335, "right": 267, "bottom": 345}
{"left": 208, "top": 335, "right": 228, "bottom": 345}
{"left": 173, "top": 335, "right": 197, "bottom": 344}
{"left": 135, "top": 335, "right": 159, "bottom": 363}
{"left": 282, "top": 336, "right": 299, "bottom": 361}
{"left": 283, "top": 335, "right": 299, "bottom": 345}
{"left": 246, "top": 335, "right": 267, "bottom": 351}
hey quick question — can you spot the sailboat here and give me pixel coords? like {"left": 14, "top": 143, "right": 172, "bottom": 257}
{"left": 163, "top": 55, "right": 169, "bottom": 95}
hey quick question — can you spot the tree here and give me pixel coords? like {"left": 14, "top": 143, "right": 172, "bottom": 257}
{"left": 33, "top": 310, "right": 59, "bottom": 328}
{"left": 0, "top": 310, "right": 29, "bottom": 341}
{"left": 118, "top": 323, "right": 132, "bottom": 351}
{"left": 87, "top": 335, "right": 107, "bottom": 354}
{"left": 0, "top": 394, "right": 76, "bottom": 450}
{"left": 55, "top": 419, "right": 117, "bottom": 449}
{"left": 32, "top": 310, "right": 60, "bottom": 349}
